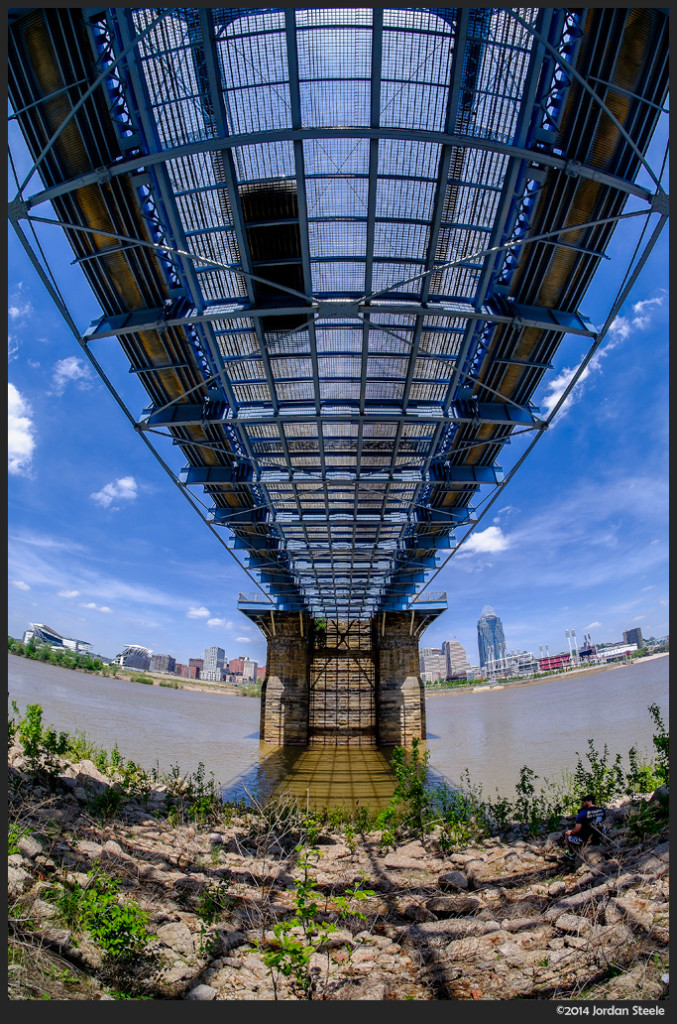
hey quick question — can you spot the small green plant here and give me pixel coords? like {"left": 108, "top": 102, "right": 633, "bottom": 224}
{"left": 257, "top": 846, "right": 337, "bottom": 1000}
{"left": 625, "top": 746, "right": 662, "bottom": 795}
{"left": 573, "top": 738, "right": 626, "bottom": 804}
{"left": 389, "top": 737, "right": 431, "bottom": 836}
{"left": 647, "top": 702, "right": 669, "bottom": 786}
{"left": 196, "top": 879, "right": 232, "bottom": 924}
{"left": 79, "top": 872, "right": 156, "bottom": 961}
{"left": 15, "top": 703, "right": 69, "bottom": 772}
{"left": 88, "top": 787, "right": 124, "bottom": 818}
{"left": 331, "top": 875, "right": 375, "bottom": 926}
{"left": 375, "top": 805, "right": 398, "bottom": 850}
{"left": 45, "top": 870, "right": 156, "bottom": 984}
{"left": 8, "top": 822, "right": 32, "bottom": 855}
{"left": 627, "top": 798, "right": 668, "bottom": 839}
{"left": 344, "top": 823, "right": 357, "bottom": 853}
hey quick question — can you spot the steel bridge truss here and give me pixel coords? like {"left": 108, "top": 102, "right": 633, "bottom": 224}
{"left": 8, "top": 7, "right": 669, "bottom": 622}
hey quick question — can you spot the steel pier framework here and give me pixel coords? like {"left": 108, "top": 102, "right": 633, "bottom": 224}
{"left": 8, "top": 8, "right": 668, "bottom": 742}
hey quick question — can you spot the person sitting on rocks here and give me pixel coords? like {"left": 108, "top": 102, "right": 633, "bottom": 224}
{"left": 564, "top": 793, "right": 606, "bottom": 861}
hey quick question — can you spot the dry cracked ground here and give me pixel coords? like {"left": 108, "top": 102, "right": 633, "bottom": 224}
{"left": 8, "top": 746, "right": 669, "bottom": 1001}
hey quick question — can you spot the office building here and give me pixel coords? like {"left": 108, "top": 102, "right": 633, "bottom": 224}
{"left": 441, "top": 640, "right": 471, "bottom": 679}
{"left": 189, "top": 658, "right": 203, "bottom": 678}
{"left": 242, "top": 657, "right": 258, "bottom": 681}
{"left": 477, "top": 607, "right": 507, "bottom": 669}
{"left": 623, "top": 627, "right": 643, "bottom": 649}
{"left": 419, "top": 648, "right": 447, "bottom": 683}
{"left": 202, "top": 645, "right": 226, "bottom": 682}
{"left": 151, "top": 653, "right": 175, "bottom": 674}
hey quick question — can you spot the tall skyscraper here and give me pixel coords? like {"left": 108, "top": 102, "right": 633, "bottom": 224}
{"left": 441, "top": 640, "right": 471, "bottom": 678}
{"left": 477, "top": 606, "right": 507, "bottom": 668}
{"left": 623, "top": 627, "right": 643, "bottom": 649}
{"left": 202, "top": 645, "right": 226, "bottom": 682}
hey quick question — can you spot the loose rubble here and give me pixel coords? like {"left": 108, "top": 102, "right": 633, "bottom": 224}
{"left": 7, "top": 743, "right": 669, "bottom": 1001}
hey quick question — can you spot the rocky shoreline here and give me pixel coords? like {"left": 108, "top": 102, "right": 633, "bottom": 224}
{"left": 8, "top": 742, "right": 669, "bottom": 1002}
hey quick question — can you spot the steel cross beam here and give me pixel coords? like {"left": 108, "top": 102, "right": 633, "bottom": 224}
{"left": 83, "top": 299, "right": 596, "bottom": 341}
{"left": 21, "top": 126, "right": 656, "bottom": 213}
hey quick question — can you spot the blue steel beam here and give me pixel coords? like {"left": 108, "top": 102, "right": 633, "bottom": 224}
{"left": 84, "top": 298, "right": 596, "bottom": 341}
{"left": 22, "top": 127, "right": 656, "bottom": 212}
{"left": 139, "top": 400, "right": 541, "bottom": 430}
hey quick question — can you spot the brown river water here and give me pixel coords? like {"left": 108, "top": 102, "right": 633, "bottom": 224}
{"left": 8, "top": 653, "right": 668, "bottom": 809}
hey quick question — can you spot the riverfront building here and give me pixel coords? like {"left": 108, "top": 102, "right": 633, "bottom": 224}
{"left": 419, "top": 648, "right": 447, "bottom": 683}
{"left": 442, "top": 640, "right": 472, "bottom": 679}
{"left": 623, "top": 628, "right": 644, "bottom": 649}
{"left": 23, "top": 623, "right": 91, "bottom": 654}
{"left": 242, "top": 658, "right": 258, "bottom": 681}
{"left": 202, "top": 646, "right": 226, "bottom": 682}
{"left": 115, "top": 645, "right": 152, "bottom": 671}
{"left": 477, "top": 608, "right": 507, "bottom": 669}
{"left": 151, "top": 653, "right": 176, "bottom": 674}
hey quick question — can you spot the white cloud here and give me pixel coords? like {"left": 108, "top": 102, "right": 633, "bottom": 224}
{"left": 8, "top": 383, "right": 36, "bottom": 475}
{"left": 541, "top": 360, "right": 596, "bottom": 418}
{"left": 11, "top": 579, "right": 30, "bottom": 591}
{"left": 459, "top": 525, "right": 510, "bottom": 556}
{"left": 640, "top": 585, "right": 656, "bottom": 593}
{"left": 52, "top": 356, "right": 94, "bottom": 395}
{"left": 79, "top": 601, "right": 112, "bottom": 613}
{"left": 541, "top": 293, "right": 664, "bottom": 420}
{"left": 58, "top": 589, "right": 80, "bottom": 598}
{"left": 8, "top": 300, "right": 32, "bottom": 321}
{"left": 90, "top": 476, "right": 138, "bottom": 508}
{"left": 8, "top": 333, "right": 20, "bottom": 361}
{"left": 235, "top": 636, "right": 251, "bottom": 644}
{"left": 632, "top": 615, "right": 645, "bottom": 622}
{"left": 585, "top": 621, "right": 603, "bottom": 631}
{"left": 631, "top": 295, "right": 664, "bottom": 329}
{"left": 207, "top": 617, "right": 234, "bottom": 629}
{"left": 187, "top": 606, "right": 210, "bottom": 619}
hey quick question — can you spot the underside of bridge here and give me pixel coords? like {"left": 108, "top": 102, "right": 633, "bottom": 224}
{"left": 8, "top": 8, "right": 668, "bottom": 746}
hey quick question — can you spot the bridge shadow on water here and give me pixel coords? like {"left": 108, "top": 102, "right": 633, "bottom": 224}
{"left": 220, "top": 743, "right": 456, "bottom": 813}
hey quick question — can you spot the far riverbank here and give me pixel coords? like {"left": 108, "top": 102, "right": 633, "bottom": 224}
{"left": 425, "top": 651, "right": 670, "bottom": 698}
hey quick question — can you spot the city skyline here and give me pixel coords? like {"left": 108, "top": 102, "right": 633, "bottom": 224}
{"left": 8, "top": 95, "right": 668, "bottom": 670}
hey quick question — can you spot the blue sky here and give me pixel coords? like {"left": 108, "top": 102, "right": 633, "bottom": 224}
{"left": 8, "top": 110, "right": 669, "bottom": 669}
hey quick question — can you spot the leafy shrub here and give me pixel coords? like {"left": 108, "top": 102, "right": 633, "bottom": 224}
{"left": 389, "top": 737, "right": 431, "bottom": 836}
{"left": 647, "top": 702, "right": 669, "bottom": 786}
{"left": 573, "top": 738, "right": 626, "bottom": 804}
{"left": 15, "top": 703, "right": 69, "bottom": 772}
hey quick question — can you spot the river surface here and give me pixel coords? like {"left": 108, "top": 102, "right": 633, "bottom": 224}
{"left": 8, "top": 653, "right": 669, "bottom": 808}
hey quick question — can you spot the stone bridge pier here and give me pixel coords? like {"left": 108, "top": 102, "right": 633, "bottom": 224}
{"left": 241, "top": 605, "right": 445, "bottom": 747}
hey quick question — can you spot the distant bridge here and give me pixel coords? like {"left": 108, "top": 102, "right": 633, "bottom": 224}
{"left": 8, "top": 8, "right": 668, "bottom": 745}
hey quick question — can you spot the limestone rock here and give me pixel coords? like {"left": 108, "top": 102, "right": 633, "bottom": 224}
{"left": 154, "top": 920, "right": 196, "bottom": 958}
{"left": 437, "top": 869, "right": 469, "bottom": 890}
{"left": 185, "top": 983, "right": 219, "bottom": 1000}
